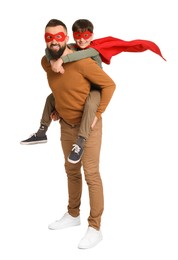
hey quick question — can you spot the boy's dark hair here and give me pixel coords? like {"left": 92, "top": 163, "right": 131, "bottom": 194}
{"left": 72, "top": 19, "right": 94, "bottom": 33}
{"left": 45, "top": 19, "right": 68, "bottom": 33}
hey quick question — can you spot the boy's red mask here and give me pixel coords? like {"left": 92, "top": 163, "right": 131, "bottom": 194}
{"left": 44, "top": 32, "right": 66, "bottom": 42}
{"left": 73, "top": 31, "right": 92, "bottom": 40}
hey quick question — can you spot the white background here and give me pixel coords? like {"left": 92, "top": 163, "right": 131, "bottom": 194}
{"left": 0, "top": 0, "right": 177, "bottom": 259}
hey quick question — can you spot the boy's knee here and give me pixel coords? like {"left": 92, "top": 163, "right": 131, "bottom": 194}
{"left": 46, "top": 93, "right": 55, "bottom": 106}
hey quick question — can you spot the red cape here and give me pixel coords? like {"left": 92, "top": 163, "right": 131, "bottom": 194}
{"left": 89, "top": 36, "right": 166, "bottom": 64}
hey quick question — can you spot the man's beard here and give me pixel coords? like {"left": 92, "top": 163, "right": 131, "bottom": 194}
{"left": 47, "top": 44, "right": 66, "bottom": 60}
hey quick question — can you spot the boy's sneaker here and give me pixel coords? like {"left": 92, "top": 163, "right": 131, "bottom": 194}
{"left": 67, "top": 144, "right": 84, "bottom": 164}
{"left": 20, "top": 133, "right": 47, "bottom": 145}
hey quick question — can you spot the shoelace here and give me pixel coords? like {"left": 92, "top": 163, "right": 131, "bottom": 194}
{"left": 71, "top": 144, "right": 81, "bottom": 154}
{"left": 30, "top": 133, "right": 37, "bottom": 137}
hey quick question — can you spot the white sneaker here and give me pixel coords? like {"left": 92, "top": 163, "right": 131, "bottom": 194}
{"left": 78, "top": 226, "right": 103, "bottom": 249}
{"left": 48, "top": 212, "right": 81, "bottom": 230}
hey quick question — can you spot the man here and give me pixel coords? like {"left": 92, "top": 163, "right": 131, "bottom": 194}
{"left": 41, "top": 19, "right": 116, "bottom": 249}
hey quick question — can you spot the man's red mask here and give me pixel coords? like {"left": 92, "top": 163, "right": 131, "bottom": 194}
{"left": 44, "top": 32, "right": 66, "bottom": 43}
{"left": 73, "top": 31, "right": 92, "bottom": 40}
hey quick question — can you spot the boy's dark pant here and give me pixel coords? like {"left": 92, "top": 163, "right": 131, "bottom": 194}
{"left": 40, "top": 90, "right": 101, "bottom": 139}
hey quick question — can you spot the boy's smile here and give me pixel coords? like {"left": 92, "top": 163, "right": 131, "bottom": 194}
{"left": 73, "top": 30, "right": 93, "bottom": 49}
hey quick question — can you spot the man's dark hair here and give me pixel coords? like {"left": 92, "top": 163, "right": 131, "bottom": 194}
{"left": 72, "top": 19, "right": 94, "bottom": 33}
{"left": 45, "top": 19, "right": 68, "bottom": 33}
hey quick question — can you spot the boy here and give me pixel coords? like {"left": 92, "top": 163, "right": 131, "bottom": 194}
{"left": 20, "top": 19, "right": 102, "bottom": 164}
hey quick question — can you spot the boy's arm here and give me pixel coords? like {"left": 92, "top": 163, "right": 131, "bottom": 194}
{"left": 45, "top": 47, "right": 102, "bottom": 70}
{"left": 45, "top": 46, "right": 102, "bottom": 73}
{"left": 45, "top": 48, "right": 64, "bottom": 73}
{"left": 62, "top": 48, "right": 102, "bottom": 67}
{"left": 45, "top": 46, "right": 100, "bottom": 63}
{"left": 45, "top": 48, "right": 53, "bottom": 63}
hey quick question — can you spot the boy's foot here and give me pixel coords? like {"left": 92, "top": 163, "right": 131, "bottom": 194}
{"left": 67, "top": 144, "right": 84, "bottom": 164}
{"left": 20, "top": 133, "right": 47, "bottom": 145}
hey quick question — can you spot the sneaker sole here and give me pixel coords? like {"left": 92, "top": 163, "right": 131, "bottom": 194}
{"left": 67, "top": 152, "right": 84, "bottom": 164}
{"left": 67, "top": 157, "right": 81, "bottom": 164}
{"left": 20, "top": 140, "right": 47, "bottom": 145}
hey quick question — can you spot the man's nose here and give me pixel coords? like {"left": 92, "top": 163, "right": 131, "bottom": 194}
{"left": 51, "top": 38, "right": 58, "bottom": 43}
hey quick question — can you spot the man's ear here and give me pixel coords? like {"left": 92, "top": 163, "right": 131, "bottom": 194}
{"left": 65, "top": 35, "right": 69, "bottom": 43}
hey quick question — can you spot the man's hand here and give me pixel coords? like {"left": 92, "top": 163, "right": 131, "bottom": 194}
{"left": 50, "top": 58, "right": 65, "bottom": 74}
{"left": 50, "top": 110, "right": 60, "bottom": 121}
{"left": 91, "top": 116, "right": 98, "bottom": 129}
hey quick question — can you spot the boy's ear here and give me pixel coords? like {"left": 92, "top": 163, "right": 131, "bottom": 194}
{"left": 90, "top": 33, "right": 94, "bottom": 41}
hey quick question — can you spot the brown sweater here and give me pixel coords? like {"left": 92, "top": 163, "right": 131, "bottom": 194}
{"left": 41, "top": 56, "right": 116, "bottom": 125}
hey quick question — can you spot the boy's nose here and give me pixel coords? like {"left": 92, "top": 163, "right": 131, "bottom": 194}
{"left": 80, "top": 38, "right": 85, "bottom": 42}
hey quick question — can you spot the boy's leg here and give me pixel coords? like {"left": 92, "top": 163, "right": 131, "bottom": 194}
{"left": 20, "top": 93, "right": 55, "bottom": 145}
{"left": 38, "top": 93, "right": 55, "bottom": 135}
{"left": 68, "top": 90, "right": 101, "bottom": 163}
{"left": 78, "top": 90, "right": 101, "bottom": 139}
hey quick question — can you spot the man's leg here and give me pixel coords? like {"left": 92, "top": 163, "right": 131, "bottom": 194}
{"left": 20, "top": 93, "right": 55, "bottom": 145}
{"left": 78, "top": 118, "right": 103, "bottom": 249}
{"left": 48, "top": 120, "right": 82, "bottom": 230}
{"left": 68, "top": 90, "right": 101, "bottom": 163}
{"left": 82, "top": 118, "right": 103, "bottom": 229}
{"left": 60, "top": 120, "right": 83, "bottom": 217}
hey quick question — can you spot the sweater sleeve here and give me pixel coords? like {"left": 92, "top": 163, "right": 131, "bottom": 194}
{"left": 79, "top": 59, "right": 116, "bottom": 118}
{"left": 45, "top": 48, "right": 52, "bottom": 63}
{"left": 41, "top": 55, "right": 51, "bottom": 72}
{"left": 61, "top": 48, "right": 102, "bottom": 68}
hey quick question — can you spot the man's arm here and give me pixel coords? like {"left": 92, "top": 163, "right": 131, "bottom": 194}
{"left": 78, "top": 59, "right": 116, "bottom": 119}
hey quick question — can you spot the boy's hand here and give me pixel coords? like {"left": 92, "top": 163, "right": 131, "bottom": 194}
{"left": 50, "top": 58, "right": 65, "bottom": 74}
{"left": 50, "top": 110, "right": 60, "bottom": 121}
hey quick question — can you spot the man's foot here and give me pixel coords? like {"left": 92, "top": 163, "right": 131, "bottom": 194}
{"left": 67, "top": 144, "right": 84, "bottom": 164}
{"left": 48, "top": 212, "right": 81, "bottom": 230}
{"left": 78, "top": 227, "right": 103, "bottom": 249}
{"left": 20, "top": 133, "right": 47, "bottom": 145}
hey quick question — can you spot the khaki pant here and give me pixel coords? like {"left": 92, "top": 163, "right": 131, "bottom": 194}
{"left": 60, "top": 118, "right": 104, "bottom": 230}
{"left": 41, "top": 90, "right": 100, "bottom": 139}
{"left": 40, "top": 93, "right": 55, "bottom": 126}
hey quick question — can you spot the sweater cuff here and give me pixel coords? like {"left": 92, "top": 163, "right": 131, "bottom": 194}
{"left": 61, "top": 55, "right": 71, "bottom": 63}
{"left": 96, "top": 111, "right": 101, "bottom": 119}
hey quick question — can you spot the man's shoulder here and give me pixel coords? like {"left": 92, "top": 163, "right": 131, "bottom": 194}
{"left": 67, "top": 43, "right": 77, "bottom": 50}
{"left": 41, "top": 55, "right": 47, "bottom": 62}
{"left": 74, "top": 57, "right": 95, "bottom": 64}
{"left": 41, "top": 55, "right": 51, "bottom": 71}
{"left": 69, "top": 58, "right": 101, "bottom": 73}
